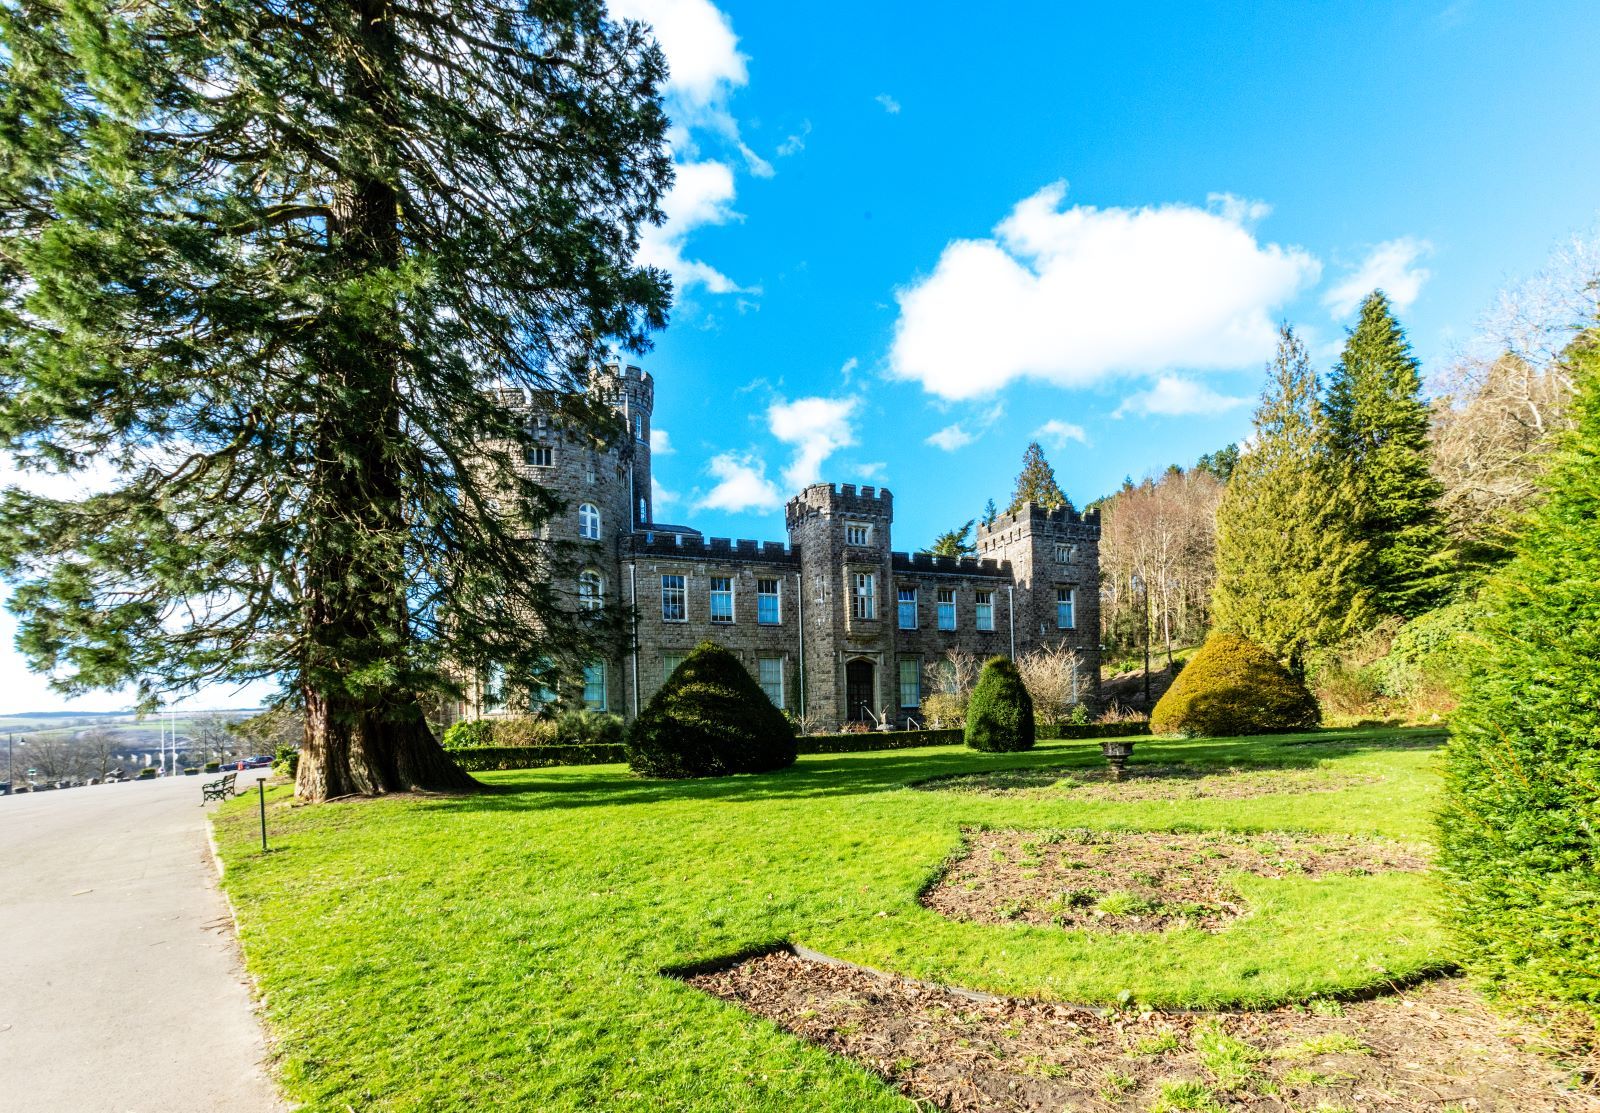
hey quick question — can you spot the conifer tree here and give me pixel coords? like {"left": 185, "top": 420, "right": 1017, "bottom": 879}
{"left": 926, "top": 520, "right": 976, "bottom": 557}
{"left": 981, "top": 498, "right": 999, "bottom": 528}
{"left": 1213, "top": 327, "right": 1372, "bottom": 672}
{"left": 1437, "top": 334, "right": 1600, "bottom": 1012}
{"left": 0, "top": 3, "right": 671, "bottom": 799}
{"left": 1008, "top": 442, "right": 1071, "bottom": 514}
{"left": 1326, "top": 291, "right": 1450, "bottom": 616}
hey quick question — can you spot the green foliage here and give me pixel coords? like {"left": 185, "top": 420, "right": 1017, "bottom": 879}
{"left": 445, "top": 744, "right": 624, "bottom": 772}
{"left": 204, "top": 761, "right": 221, "bottom": 773}
{"left": 487, "top": 717, "right": 561, "bottom": 747}
{"left": 0, "top": 2, "right": 669, "bottom": 796}
{"left": 919, "top": 690, "right": 967, "bottom": 727}
{"left": 554, "top": 709, "right": 625, "bottom": 747}
{"left": 926, "top": 520, "right": 976, "bottom": 557}
{"left": 1007, "top": 442, "right": 1071, "bottom": 515}
{"left": 1214, "top": 327, "right": 1374, "bottom": 671}
{"left": 1326, "top": 292, "right": 1451, "bottom": 617}
{"left": 1196, "top": 443, "right": 1241, "bottom": 483}
{"left": 1151, "top": 633, "right": 1320, "bottom": 737}
{"left": 626, "top": 641, "right": 796, "bottom": 778}
{"left": 441, "top": 719, "right": 497, "bottom": 752}
{"left": 964, "top": 656, "right": 1036, "bottom": 752}
{"left": 1373, "top": 602, "right": 1474, "bottom": 702}
{"left": 796, "top": 729, "right": 965, "bottom": 754}
{"left": 1438, "top": 338, "right": 1600, "bottom": 1014}
{"left": 271, "top": 744, "right": 299, "bottom": 779}
{"left": 137, "top": 768, "right": 156, "bottom": 779}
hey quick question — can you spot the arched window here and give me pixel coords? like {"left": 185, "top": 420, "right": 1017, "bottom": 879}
{"left": 578, "top": 503, "right": 601, "bottom": 540}
{"left": 578, "top": 569, "right": 604, "bottom": 611}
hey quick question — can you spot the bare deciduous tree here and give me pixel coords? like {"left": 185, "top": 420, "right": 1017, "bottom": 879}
{"left": 1015, "top": 642, "right": 1084, "bottom": 724}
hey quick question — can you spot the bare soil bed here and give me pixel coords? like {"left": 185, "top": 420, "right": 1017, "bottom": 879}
{"left": 913, "top": 762, "right": 1380, "bottom": 802}
{"left": 923, "top": 829, "right": 1429, "bottom": 934}
{"left": 686, "top": 949, "right": 1598, "bottom": 1112}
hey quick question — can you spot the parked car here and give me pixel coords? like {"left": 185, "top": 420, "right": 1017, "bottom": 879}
{"left": 243, "top": 755, "right": 274, "bottom": 768}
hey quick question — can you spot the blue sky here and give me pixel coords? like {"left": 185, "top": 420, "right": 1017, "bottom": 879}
{"left": 4, "top": 0, "right": 1598, "bottom": 713}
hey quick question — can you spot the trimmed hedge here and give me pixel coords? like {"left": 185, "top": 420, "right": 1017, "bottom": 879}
{"left": 1150, "top": 632, "right": 1320, "bottom": 737}
{"left": 1037, "top": 721, "right": 1152, "bottom": 741}
{"left": 798, "top": 729, "right": 963, "bottom": 754}
{"left": 627, "top": 641, "right": 797, "bottom": 778}
{"left": 1438, "top": 340, "right": 1600, "bottom": 1014}
{"left": 965, "top": 656, "right": 1036, "bottom": 752}
{"left": 449, "top": 744, "right": 625, "bottom": 771}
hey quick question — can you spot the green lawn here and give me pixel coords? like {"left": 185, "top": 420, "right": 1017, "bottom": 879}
{"left": 212, "top": 727, "right": 1451, "bottom": 1111}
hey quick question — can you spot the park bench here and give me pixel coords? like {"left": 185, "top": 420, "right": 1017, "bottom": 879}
{"left": 201, "top": 772, "right": 237, "bottom": 803}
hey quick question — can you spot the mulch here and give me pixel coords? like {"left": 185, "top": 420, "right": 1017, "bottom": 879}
{"left": 913, "top": 762, "right": 1381, "bottom": 802}
{"left": 686, "top": 949, "right": 1599, "bottom": 1111}
{"left": 922, "top": 828, "right": 1430, "bottom": 933}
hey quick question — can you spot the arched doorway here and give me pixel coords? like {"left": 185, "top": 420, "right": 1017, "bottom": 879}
{"left": 845, "top": 658, "right": 875, "bottom": 722}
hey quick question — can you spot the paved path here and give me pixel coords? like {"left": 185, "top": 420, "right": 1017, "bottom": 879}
{"left": 0, "top": 772, "right": 286, "bottom": 1112}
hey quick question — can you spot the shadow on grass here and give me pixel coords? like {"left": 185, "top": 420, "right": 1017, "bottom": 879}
{"left": 426, "top": 726, "right": 1447, "bottom": 816}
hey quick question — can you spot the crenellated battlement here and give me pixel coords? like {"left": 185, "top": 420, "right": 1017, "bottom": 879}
{"left": 890, "top": 551, "right": 1012, "bottom": 578}
{"left": 784, "top": 482, "right": 894, "bottom": 530}
{"left": 977, "top": 500, "right": 1100, "bottom": 537}
{"left": 629, "top": 531, "right": 801, "bottom": 565}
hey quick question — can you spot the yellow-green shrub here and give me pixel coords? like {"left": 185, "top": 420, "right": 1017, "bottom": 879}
{"left": 1150, "top": 633, "right": 1319, "bottom": 737}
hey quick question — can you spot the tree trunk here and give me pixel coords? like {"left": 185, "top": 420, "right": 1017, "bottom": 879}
{"left": 293, "top": 0, "right": 479, "bottom": 801}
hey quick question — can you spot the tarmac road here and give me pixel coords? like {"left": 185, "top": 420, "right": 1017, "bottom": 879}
{"left": 0, "top": 771, "right": 285, "bottom": 1112}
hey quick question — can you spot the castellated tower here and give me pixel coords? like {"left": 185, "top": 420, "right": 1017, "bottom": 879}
{"left": 587, "top": 357, "right": 654, "bottom": 529}
{"left": 785, "top": 483, "right": 895, "bottom": 725}
{"left": 977, "top": 502, "right": 1102, "bottom": 702}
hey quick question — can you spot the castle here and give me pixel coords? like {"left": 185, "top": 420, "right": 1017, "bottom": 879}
{"left": 458, "top": 359, "right": 1100, "bottom": 728}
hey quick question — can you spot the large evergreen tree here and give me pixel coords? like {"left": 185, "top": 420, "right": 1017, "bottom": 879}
{"left": 1325, "top": 291, "right": 1450, "bottom": 616}
{"left": 0, "top": 2, "right": 671, "bottom": 799}
{"left": 1007, "top": 441, "right": 1071, "bottom": 514}
{"left": 926, "top": 520, "right": 976, "bottom": 557}
{"left": 1437, "top": 334, "right": 1600, "bottom": 1012}
{"left": 1213, "top": 326, "right": 1372, "bottom": 673}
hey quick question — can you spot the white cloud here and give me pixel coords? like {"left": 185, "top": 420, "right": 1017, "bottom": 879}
{"left": 1323, "top": 237, "right": 1432, "bottom": 318}
{"left": 696, "top": 452, "right": 782, "bottom": 512}
{"left": 855, "top": 461, "right": 886, "bottom": 480}
{"left": 636, "top": 160, "right": 747, "bottom": 294}
{"left": 650, "top": 428, "right": 675, "bottom": 455}
{"left": 777, "top": 120, "right": 811, "bottom": 158}
{"left": 651, "top": 474, "right": 679, "bottom": 509}
{"left": 875, "top": 93, "right": 902, "bottom": 114}
{"left": 888, "top": 181, "right": 1321, "bottom": 400}
{"left": 839, "top": 356, "right": 859, "bottom": 383}
{"left": 767, "top": 396, "right": 858, "bottom": 489}
{"left": 1113, "top": 375, "right": 1251, "bottom": 418}
{"left": 1031, "top": 418, "right": 1088, "bottom": 448}
{"left": 1206, "top": 192, "right": 1271, "bottom": 225}
{"left": 925, "top": 423, "right": 976, "bottom": 451}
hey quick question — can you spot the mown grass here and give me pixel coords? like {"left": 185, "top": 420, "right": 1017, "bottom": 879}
{"left": 212, "top": 726, "right": 1449, "bottom": 1111}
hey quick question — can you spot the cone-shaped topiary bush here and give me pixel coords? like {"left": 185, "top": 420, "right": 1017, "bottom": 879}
{"left": 1150, "top": 632, "right": 1320, "bottom": 737}
{"left": 1437, "top": 337, "right": 1600, "bottom": 1014}
{"left": 965, "top": 656, "right": 1036, "bottom": 752}
{"left": 626, "top": 641, "right": 797, "bottom": 778}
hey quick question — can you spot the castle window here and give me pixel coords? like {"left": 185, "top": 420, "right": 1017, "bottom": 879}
{"left": 851, "top": 572, "right": 876, "bottom": 620}
{"left": 633, "top": 413, "right": 645, "bottom": 442}
{"left": 661, "top": 574, "right": 686, "bottom": 622}
{"left": 578, "top": 569, "right": 603, "bottom": 611}
{"left": 757, "top": 579, "right": 781, "bottom": 625}
{"left": 1055, "top": 542, "right": 1078, "bottom": 563}
{"left": 637, "top": 497, "right": 647, "bottom": 525}
{"left": 845, "top": 522, "right": 872, "bottom": 547}
{"left": 975, "top": 590, "right": 995, "bottom": 631}
{"left": 757, "top": 656, "right": 785, "bottom": 709}
{"left": 1057, "top": 586, "right": 1076, "bottom": 629}
{"left": 898, "top": 657, "right": 921, "bottom": 709}
{"left": 579, "top": 503, "right": 601, "bottom": 540}
{"left": 583, "top": 662, "right": 607, "bottom": 710}
{"left": 483, "top": 662, "right": 504, "bottom": 712}
{"left": 528, "top": 444, "right": 553, "bottom": 468}
{"left": 709, "top": 576, "right": 734, "bottom": 624}
{"left": 937, "top": 588, "right": 956, "bottom": 631}
{"left": 897, "top": 587, "right": 917, "bottom": 629}
{"left": 662, "top": 653, "right": 685, "bottom": 682}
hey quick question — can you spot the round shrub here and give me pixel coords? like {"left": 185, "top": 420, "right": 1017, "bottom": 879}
{"left": 964, "top": 656, "right": 1036, "bottom": 753}
{"left": 626, "top": 641, "right": 796, "bottom": 778}
{"left": 1150, "top": 633, "right": 1319, "bottom": 737}
{"left": 203, "top": 760, "right": 221, "bottom": 773}
{"left": 440, "top": 718, "right": 495, "bottom": 751}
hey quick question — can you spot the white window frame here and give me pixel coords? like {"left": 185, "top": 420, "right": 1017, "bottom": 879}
{"left": 662, "top": 653, "right": 686, "bottom": 683}
{"left": 757, "top": 656, "right": 785, "bottom": 709}
{"left": 975, "top": 590, "right": 994, "bottom": 632}
{"left": 529, "top": 444, "right": 553, "bottom": 468}
{"left": 633, "top": 413, "right": 645, "bottom": 442}
{"left": 1057, "top": 586, "right": 1076, "bottom": 630}
{"left": 579, "top": 502, "right": 601, "bottom": 540}
{"left": 845, "top": 522, "right": 872, "bottom": 547}
{"left": 936, "top": 587, "right": 956, "bottom": 631}
{"left": 897, "top": 586, "right": 918, "bottom": 630}
{"left": 578, "top": 569, "right": 604, "bottom": 611}
{"left": 851, "top": 572, "right": 876, "bottom": 620}
{"left": 756, "top": 578, "right": 782, "bottom": 625}
{"left": 661, "top": 574, "right": 686, "bottom": 622}
{"left": 583, "top": 662, "right": 607, "bottom": 710}
{"left": 898, "top": 657, "right": 921, "bottom": 709}
{"left": 709, "top": 575, "right": 734, "bottom": 624}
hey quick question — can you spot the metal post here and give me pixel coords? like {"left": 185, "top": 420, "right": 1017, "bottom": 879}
{"left": 258, "top": 778, "right": 268, "bottom": 852}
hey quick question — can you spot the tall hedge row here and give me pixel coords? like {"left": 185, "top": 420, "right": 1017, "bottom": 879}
{"left": 1437, "top": 339, "right": 1600, "bottom": 1013}
{"left": 1150, "top": 632, "right": 1319, "bottom": 737}
{"left": 964, "top": 656, "right": 1035, "bottom": 752}
{"left": 626, "top": 641, "right": 796, "bottom": 778}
